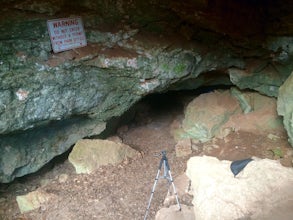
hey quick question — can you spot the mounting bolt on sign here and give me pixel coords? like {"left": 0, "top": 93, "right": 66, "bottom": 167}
{"left": 47, "top": 17, "right": 87, "bottom": 53}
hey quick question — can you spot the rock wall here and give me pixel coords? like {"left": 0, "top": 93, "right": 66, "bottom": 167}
{"left": 278, "top": 72, "right": 293, "bottom": 146}
{"left": 1, "top": 0, "right": 293, "bottom": 182}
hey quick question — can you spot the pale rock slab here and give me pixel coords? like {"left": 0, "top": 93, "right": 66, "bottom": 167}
{"left": 68, "top": 139, "right": 139, "bottom": 174}
{"left": 186, "top": 156, "right": 293, "bottom": 220}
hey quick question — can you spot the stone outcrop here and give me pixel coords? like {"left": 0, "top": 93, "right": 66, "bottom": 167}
{"left": 0, "top": 119, "right": 106, "bottom": 183}
{"left": 1, "top": 0, "right": 293, "bottom": 182}
{"left": 278, "top": 72, "right": 293, "bottom": 146}
{"left": 186, "top": 156, "right": 293, "bottom": 220}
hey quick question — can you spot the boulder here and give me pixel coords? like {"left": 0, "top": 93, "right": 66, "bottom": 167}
{"left": 226, "top": 90, "right": 284, "bottom": 134}
{"left": 278, "top": 72, "right": 293, "bottom": 146}
{"left": 186, "top": 156, "right": 293, "bottom": 220}
{"left": 68, "top": 139, "right": 139, "bottom": 174}
{"left": 174, "top": 88, "right": 285, "bottom": 143}
{"left": 178, "top": 90, "right": 240, "bottom": 142}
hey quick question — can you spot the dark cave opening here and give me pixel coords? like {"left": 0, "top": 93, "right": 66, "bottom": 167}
{"left": 81, "top": 83, "right": 231, "bottom": 146}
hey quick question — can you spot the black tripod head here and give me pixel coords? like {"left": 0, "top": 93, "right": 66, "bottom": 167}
{"left": 161, "top": 150, "right": 167, "bottom": 156}
{"left": 158, "top": 150, "right": 170, "bottom": 170}
{"left": 154, "top": 150, "right": 167, "bottom": 158}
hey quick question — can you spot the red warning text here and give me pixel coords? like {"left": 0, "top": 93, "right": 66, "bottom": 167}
{"left": 47, "top": 17, "right": 87, "bottom": 53}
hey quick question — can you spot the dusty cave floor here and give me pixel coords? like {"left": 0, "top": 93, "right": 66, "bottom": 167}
{"left": 0, "top": 93, "right": 293, "bottom": 220}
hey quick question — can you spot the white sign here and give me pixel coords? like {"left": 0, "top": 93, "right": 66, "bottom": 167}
{"left": 47, "top": 17, "right": 87, "bottom": 53}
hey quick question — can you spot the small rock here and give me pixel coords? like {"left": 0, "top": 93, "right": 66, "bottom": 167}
{"left": 155, "top": 204, "right": 195, "bottom": 220}
{"left": 40, "top": 178, "right": 51, "bottom": 187}
{"left": 58, "top": 174, "right": 68, "bottom": 183}
{"left": 191, "top": 144, "right": 200, "bottom": 152}
{"left": 107, "top": 135, "right": 123, "bottom": 143}
{"left": 175, "top": 139, "right": 192, "bottom": 157}
{"left": 267, "top": 133, "right": 280, "bottom": 141}
{"left": 16, "top": 189, "right": 55, "bottom": 213}
{"left": 217, "top": 127, "right": 234, "bottom": 139}
{"left": 203, "top": 144, "right": 214, "bottom": 154}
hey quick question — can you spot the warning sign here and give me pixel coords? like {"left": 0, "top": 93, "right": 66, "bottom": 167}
{"left": 47, "top": 17, "right": 87, "bottom": 53}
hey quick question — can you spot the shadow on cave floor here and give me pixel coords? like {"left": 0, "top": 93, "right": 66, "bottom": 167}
{"left": 0, "top": 87, "right": 293, "bottom": 220}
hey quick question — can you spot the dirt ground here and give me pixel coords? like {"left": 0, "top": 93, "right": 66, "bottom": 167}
{"left": 0, "top": 92, "right": 293, "bottom": 220}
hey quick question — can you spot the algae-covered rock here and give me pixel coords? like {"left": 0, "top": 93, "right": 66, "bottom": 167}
{"left": 230, "top": 87, "right": 253, "bottom": 114}
{"left": 178, "top": 90, "right": 240, "bottom": 142}
{"left": 277, "top": 72, "right": 293, "bottom": 146}
{"left": 174, "top": 88, "right": 284, "bottom": 143}
{"left": 228, "top": 36, "right": 293, "bottom": 98}
{"left": 228, "top": 65, "right": 287, "bottom": 98}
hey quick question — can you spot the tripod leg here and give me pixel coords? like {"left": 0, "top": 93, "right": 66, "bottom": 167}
{"left": 144, "top": 169, "right": 161, "bottom": 220}
{"left": 163, "top": 160, "right": 172, "bottom": 196}
{"left": 168, "top": 170, "right": 182, "bottom": 211}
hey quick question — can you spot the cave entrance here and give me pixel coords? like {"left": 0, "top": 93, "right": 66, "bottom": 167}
{"left": 115, "top": 85, "right": 293, "bottom": 167}
{"left": 1, "top": 85, "right": 293, "bottom": 220}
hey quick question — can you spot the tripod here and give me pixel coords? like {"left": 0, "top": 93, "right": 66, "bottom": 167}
{"left": 144, "top": 150, "right": 181, "bottom": 220}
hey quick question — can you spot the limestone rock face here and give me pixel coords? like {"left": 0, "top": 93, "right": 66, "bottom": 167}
{"left": 186, "top": 156, "right": 293, "bottom": 220}
{"left": 1, "top": 0, "right": 293, "bottom": 182}
{"left": 278, "top": 72, "right": 293, "bottom": 146}
{"left": 0, "top": 120, "right": 106, "bottom": 183}
{"left": 68, "top": 139, "right": 139, "bottom": 174}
